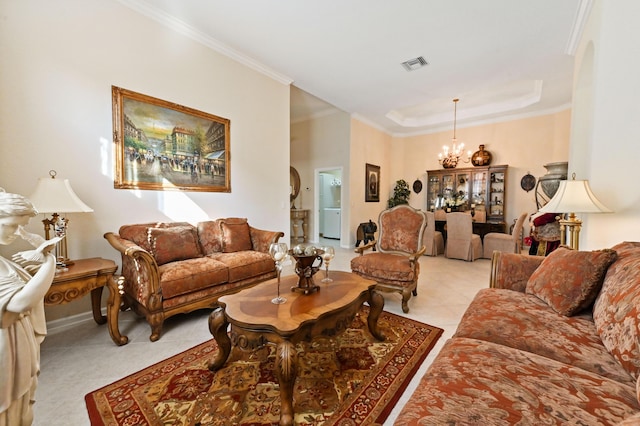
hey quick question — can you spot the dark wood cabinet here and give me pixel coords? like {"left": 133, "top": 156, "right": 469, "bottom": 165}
{"left": 426, "top": 165, "right": 508, "bottom": 224}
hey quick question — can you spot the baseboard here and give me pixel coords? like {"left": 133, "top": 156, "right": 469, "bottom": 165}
{"left": 46, "top": 308, "right": 105, "bottom": 335}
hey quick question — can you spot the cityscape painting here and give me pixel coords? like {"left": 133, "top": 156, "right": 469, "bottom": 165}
{"left": 112, "top": 86, "right": 230, "bottom": 192}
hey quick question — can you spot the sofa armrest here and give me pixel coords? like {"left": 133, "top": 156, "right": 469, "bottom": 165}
{"left": 249, "top": 227, "right": 285, "bottom": 253}
{"left": 489, "top": 251, "right": 544, "bottom": 292}
{"left": 103, "top": 232, "right": 162, "bottom": 303}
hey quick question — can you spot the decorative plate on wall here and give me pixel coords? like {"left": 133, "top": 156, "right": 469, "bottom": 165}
{"left": 520, "top": 173, "right": 536, "bottom": 192}
{"left": 412, "top": 179, "right": 423, "bottom": 194}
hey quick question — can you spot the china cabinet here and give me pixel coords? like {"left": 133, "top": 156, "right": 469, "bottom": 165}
{"left": 426, "top": 165, "right": 508, "bottom": 223}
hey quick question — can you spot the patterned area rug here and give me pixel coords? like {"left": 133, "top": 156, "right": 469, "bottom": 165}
{"left": 85, "top": 307, "right": 442, "bottom": 425}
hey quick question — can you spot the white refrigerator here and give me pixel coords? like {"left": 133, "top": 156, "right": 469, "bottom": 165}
{"left": 323, "top": 208, "right": 341, "bottom": 239}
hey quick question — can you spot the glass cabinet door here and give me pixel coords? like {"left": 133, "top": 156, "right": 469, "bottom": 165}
{"left": 442, "top": 174, "right": 455, "bottom": 207}
{"left": 455, "top": 172, "right": 470, "bottom": 206}
{"left": 427, "top": 175, "right": 441, "bottom": 211}
{"left": 489, "top": 170, "right": 505, "bottom": 218}
{"left": 471, "top": 171, "right": 487, "bottom": 212}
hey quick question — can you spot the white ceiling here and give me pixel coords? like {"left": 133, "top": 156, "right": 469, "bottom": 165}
{"left": 119, "top": 0, "right": 588, "bottom": 136}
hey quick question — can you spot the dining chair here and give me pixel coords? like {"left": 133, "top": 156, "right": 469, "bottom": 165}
{"left": 445, "top": 212, "right": 483, "bottom": 261}
{"left": 423, "top": 211, "right": 444, "bottom": 256}
{"left": 434, "top": 209, "right": 447, "bottom": 221}
{"left": 472, "top": 209, "right": 487, "bottom": 223}
{"left": 350, "top": 204, "right": 427, "bottom": 313}
{"left": 482, "top": 212, "right": 528, "bottom": 259}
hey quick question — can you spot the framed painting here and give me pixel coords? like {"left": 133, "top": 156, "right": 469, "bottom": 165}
{"left": 365, "top": 163, "right": 380, "bottom": 202}
{"left": 112, "top": 86, "right": 230, "bottom": 192}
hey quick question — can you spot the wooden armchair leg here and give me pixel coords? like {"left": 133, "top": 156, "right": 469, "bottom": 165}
{"left": 401, "top": 288, "right": 412, "bottom": 313}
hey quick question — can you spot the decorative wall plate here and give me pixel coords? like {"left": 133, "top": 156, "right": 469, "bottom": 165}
{"left": 520, "top": 173, "right": 536, "bottom": 192}
{"left": 412, "top": 179, "right": 423, "bottom": 194}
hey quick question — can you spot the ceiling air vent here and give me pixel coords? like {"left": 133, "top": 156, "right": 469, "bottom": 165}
{"left": 401, "top": 56, "right": 429, "bottom": 71}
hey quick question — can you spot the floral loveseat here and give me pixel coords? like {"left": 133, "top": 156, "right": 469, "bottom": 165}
{"left": 396, "top": 241, "right": 640, "bottom": 425}
{"left": 104, "top": 218, "right": 283, "bottom": 342}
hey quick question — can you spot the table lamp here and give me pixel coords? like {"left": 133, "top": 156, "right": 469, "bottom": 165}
{"left": 28, "top": 170, "right": 93, "bottom": 266}
{"left": 538, "top": 173, "right": 612, "bottom": 250}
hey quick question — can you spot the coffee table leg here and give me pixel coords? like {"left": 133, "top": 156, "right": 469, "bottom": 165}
{"left": 208, "top": 307, "right": 231, "bottom": 371}
{"left": 275, "top": 340, "right": 298, "bottom": 426}
{"left": 368, "top": 289, "right": 386, "bottom": 341}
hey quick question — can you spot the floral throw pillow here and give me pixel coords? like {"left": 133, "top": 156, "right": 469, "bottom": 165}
{"left": 219, "top": 218, "right": 252, "bottom": 253}
{"left": 147, "top": 226, "right": 202, "bottom": 265}
{"left": 525, "top": 246, "right": 617, "bottom": 316}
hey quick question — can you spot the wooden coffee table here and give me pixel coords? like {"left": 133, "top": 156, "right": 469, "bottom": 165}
{"left": 208, "top": 271, "right": 385, "bottom": 426}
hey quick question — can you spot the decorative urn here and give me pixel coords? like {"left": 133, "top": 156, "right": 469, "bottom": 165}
{"left": 471, "top": 145, "right": 492, "bottom": 166}
{"left": 289, "top": 245, "right": 324, "bottom": 294}
{"left": 539, "top": 162, "right": 568, "bottom": 198}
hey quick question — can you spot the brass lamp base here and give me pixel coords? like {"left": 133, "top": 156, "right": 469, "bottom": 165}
{"left": 558, "top": 213, "right": 582, "bottom": 250}
{"left": 42, "top": 213, "right": 73, "bottom": 266}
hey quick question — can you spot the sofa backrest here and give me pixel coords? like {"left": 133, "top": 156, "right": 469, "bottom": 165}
{"left": 197, "top": 218, "right": 252, "bottom": 255}
{"left": 593, "top": 241, "right": 640, "bottom": 380}
{"left": 119, "top": 222, "right": 202, "bottom": 265}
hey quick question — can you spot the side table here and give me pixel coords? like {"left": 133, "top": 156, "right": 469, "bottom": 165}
{"left": 290, "top": 209, "right": 309, "bottom": 243}
{"left": 45, "top": 257, "right": 128, "bottom": 346}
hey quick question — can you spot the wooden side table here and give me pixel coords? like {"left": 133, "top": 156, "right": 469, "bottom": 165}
{"left": 290, "top": 209, "right": 309, "bottom": 243}
{"left": 45, "top": 257, "right": 128, "bottom": 346}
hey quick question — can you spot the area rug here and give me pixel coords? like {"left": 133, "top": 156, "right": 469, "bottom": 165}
{"left": 85, "top": 307, "right": 442, "bottom": 425}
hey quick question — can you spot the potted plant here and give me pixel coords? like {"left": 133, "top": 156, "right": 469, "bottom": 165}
{"left": 387, "top": 179, "right": 411, "bottom": 208}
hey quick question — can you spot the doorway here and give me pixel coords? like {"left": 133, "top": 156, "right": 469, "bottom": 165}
{"left": 314, "top": 167, "right": 343, "bottom": 245}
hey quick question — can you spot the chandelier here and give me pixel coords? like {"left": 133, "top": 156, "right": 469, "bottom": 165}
{"left": 438, "top": 98, "right": 471, "bottom": 169}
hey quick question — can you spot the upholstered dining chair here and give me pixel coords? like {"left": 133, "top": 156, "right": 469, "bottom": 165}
{"left": 434, "top": 209, "right": 447, "bottom": 221}
{"left": 472, "top": 209, "right": 486, "bottom": 223}
{"left": 423, "top": 211, "right": 444, "bottom": 256}
{"left": 445, "top": 212, "right": 483, "bottom": 261}
{"left": 482, "top": 212, "right": 528, "bottom": 259}
{"left": 350, "top": 204, "right": 427, "bottom": 313}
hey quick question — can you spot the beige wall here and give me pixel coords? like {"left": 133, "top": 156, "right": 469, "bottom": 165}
{"left": 291, "top": 110, "right": 351, "bottom": 244}
{"left": 340, "top": 110, "right": 570, "bottom": 241}
{"left": 300, "top": 109, "right": 571, "bottom": 247}
{"left": 399, "top": 110, "right": 572, "bottom": 236}
{"left": 0, "top": 0, "right": 291, "bottom": 320}
{"left": 349, "top": 119, "right": 394, "bottom": 244}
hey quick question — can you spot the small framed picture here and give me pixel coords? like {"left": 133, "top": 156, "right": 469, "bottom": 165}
{"left": 365, "top": 163, "right": 380, "bottom": 202}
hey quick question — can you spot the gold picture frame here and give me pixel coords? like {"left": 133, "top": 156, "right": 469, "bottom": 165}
{"left": 112, "top": 86, "right": 230, "bottom": 192}
{"left": 365, "top": 163, "right": 380, "bottom": 202}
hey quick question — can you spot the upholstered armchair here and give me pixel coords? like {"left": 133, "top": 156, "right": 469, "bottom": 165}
{"left": 482, "top": 212, "right": 528, "bottom": 258}
{"left": 445, "top": 212, "right": 483, "bottom": 261}
{"left": 350, "top": 205, "right": 427, "bottom": 313}
{"left": 423, "top": 211, "right": 444, "bottom": 256}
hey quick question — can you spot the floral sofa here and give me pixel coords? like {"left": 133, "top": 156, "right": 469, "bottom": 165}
{"left": 396, "top": 241, "right": 640, "bottom": 425}
{"left": 104, "top": 218, "right": 283, "bottom": 342}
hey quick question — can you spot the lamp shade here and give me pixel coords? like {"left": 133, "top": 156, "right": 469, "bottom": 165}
{"left": 539, "top": 179, "right": 611, "bottom": 214}
{"left": 29, "top": 175, "right": 93, "bottom": 214}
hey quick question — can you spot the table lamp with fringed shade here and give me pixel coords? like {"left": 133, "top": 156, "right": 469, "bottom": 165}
{"left": 538, "top": 173, "right": 612, "bottom": 250}
{"left": 28, "top": 170, "right": 93, "bottom": 266}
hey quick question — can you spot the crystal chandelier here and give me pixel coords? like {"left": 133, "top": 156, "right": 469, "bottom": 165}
{"left": 438, "top": 98, "right": 471, "bottom": 169}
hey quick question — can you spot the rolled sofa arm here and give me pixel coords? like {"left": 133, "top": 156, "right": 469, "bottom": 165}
{"left": 249, "top": 227, "right": 285, "bottom": 253}
{"left": 490, "top": 251, "right": 544, "bottom": 292}
{"left": 103, "top": 232, "right": 161, "bottom": 305}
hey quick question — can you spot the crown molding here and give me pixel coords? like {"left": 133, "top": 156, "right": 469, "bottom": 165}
{"left": 565, "top": 0, "right": 594, "bottom": 55}
{"left": 116, "top": 0, "right": 293, "bottom": 85}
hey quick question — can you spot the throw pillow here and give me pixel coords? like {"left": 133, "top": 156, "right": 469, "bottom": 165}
{"left": 526, "top": 246, "right": 617, "bottom": 316}
{"left": 147, "top": 226, "right": 202, "bottom": 265}
{"left": 219, "top": 218, "right": 252, "bottom": 253}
